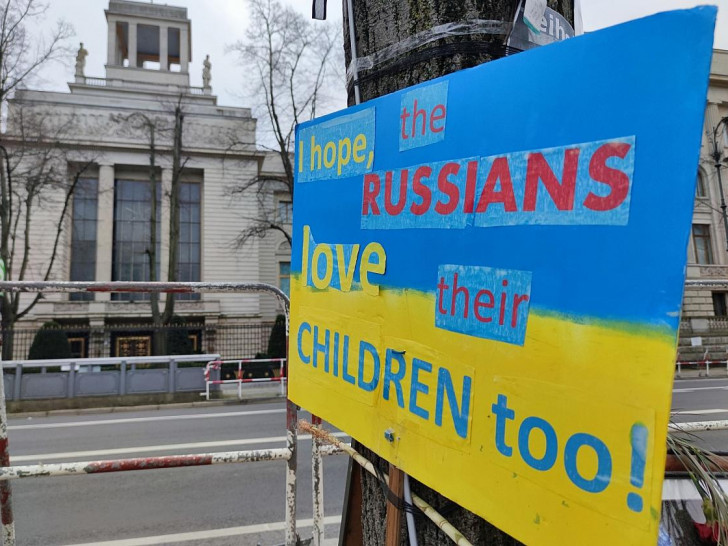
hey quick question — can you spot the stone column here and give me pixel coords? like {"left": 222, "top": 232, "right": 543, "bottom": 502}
{"left": 180, "top": 25, "right": 189, "bottom": 73}
{"left": 160, "top": 25, "right": 169, "bottom": 71}
{"left": 107, "top": 17, "right": 117, "bottom": 66}
{"left": 128, "top": 23, "right": 138, "bottom": 67}
{"left": 96, "top": 164, "right": 115, "bottom": 302}
{"left": 161, "top": 168, "right": 172, "bottom": 283}
{"left": 706, "top": 101, "right": 722, "bottom": 142}
{"left": 88, "top": 318, "right": 107, "bottom": 358}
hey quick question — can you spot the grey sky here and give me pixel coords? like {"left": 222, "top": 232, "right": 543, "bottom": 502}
{"left": 32, "top": 0, "right": 728, "bottom": 118}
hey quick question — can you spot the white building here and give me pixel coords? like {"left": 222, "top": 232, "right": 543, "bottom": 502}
{"left": 4, "top": 0, "right": 289, "bottom": 359}
{"left": 680, "top": 49, "right": 728, "bottom": 358}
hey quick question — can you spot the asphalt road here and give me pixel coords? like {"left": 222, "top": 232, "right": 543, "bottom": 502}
{"left": 1, "top": 377, "right": 727, "bottom": 546}
{"left": 671, "top": 377, "right": 728, "bottom": 451}
{"left": 6, "top": 401, "right": 348, "bottom": 546}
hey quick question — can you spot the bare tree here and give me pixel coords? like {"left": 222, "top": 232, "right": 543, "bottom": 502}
{"left": 0, "top": 0, "right": 72, "bottom": 105}
{"left": 112, "top": 96, "right": 188, "bottom": 355}
{"left": 0, "top": 0, "right": 74, "bottom": 358}
{"left": 0, "top": 104, "right": 94, "bottom": 359}
{"left": 228, "top": 0, "right": 344, "bottom": 248}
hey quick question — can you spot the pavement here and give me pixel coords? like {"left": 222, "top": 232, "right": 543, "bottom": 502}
{"left": 7, "top": 370, "right": 722, "bottom": 419}
{"left": 9, "top": 382, "right": 286, "bottom": 418}
{"left": 7, "top": 401, "right": 348, "bottom": 546}
{"left": 4, "top": 371, "right": 728, "bottom": 544}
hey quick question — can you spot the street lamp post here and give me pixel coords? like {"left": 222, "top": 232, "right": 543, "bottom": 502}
{"left": 711, "top": 116, "right": 728, "bottom": 252}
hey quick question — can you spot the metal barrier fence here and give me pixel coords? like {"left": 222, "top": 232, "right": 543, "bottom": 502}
{"left": 0, "top": 281, "right": 304, "bottom": 546}
{"left": 1, "top": 355, "right": 219, "bottom": 401}
{"left": 0, "top": 281, "right": 475, "bottom": 546}
{"left": 1, "top": 321, "right": 275, "bottom": 362}
{"left": 203, "top": 358, "right": 287, "bottom": 400}
{"left": 676, "top": 359, "right": 728, "bottom": 378}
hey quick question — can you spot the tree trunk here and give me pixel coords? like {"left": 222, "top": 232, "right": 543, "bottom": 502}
{"left": 342, "top": 1, "right": 573, "bottom": 543}
{"left": 1, "top": 317, "right": 14, "bottom": 361}
{"left": 147, "top": 127, "right": 165, "bottom": 355}
{"left": 162, "top": 105, "right": 184, "bottom": 326}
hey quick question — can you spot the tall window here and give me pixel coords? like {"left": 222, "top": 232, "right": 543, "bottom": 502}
{"left": 277, "top": 199, "right": 292, "bottom": 223}
{"left": 176, "top": 182, "right": 201, "bottom": 301}
{"left": 70, "top": 178, "right": 98, "bottom": 301}
{"left": 279, "top": 261, "right": 290, "bottom": 296}
{"left": 112, "top": 179, "right": 160, "bottom": 301}
{"left": 713, "top": 292, "right": 728, "bottom": 316}
{"left": 692, "top": 224, "right": 714, "bottom": 265}
{"left": 696, "top": 171, "right": 707, "bottom": 198}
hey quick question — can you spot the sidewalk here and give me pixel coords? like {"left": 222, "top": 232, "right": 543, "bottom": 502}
{"left": 10, "top": 382, "right": 285, "bottom": 418}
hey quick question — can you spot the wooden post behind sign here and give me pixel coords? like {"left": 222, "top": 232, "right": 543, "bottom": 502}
{"left": 385, "top": 464, "right": 405, "bottom": 546}
{"left": 340, "top": 455, "right": 364, "bottom": 546}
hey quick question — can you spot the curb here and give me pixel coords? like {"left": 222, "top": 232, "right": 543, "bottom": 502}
{"left": 9, "top": 395, "right": 284, "bottom": 419}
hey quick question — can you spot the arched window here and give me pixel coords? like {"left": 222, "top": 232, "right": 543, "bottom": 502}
{"left": 696, "top": 171, "right": 707, "bottom": 198}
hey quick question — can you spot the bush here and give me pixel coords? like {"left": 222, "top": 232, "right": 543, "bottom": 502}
{"left": 165, "top": 316, "right": 195, "bottom": 355}
{"left": 267, "top": 314, "right": 286, "bottom": 359}
{"left": 28, "top": 322, "right": 72, "bottom": 360}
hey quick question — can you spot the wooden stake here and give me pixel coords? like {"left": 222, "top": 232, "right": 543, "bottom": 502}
{"left": 340, "top": 455, "right": 363, "bottom": 546}
{"left": 385, "top": 464, "right": 405, "bottom": 546}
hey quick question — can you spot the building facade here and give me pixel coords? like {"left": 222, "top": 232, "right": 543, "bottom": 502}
{"left": 680, "top": 49, "right": 728, "bottom": 358}
{"left": 4, "top": 1, "right": 289, "bottom": 359}
{"left": 7, "top": 3, "right": 725, "bottom": 361}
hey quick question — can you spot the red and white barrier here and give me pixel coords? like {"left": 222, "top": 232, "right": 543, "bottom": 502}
{"left": 675, "top": 360, "right": 728, "bottom": 378}
{"left": 203, "top": 358, "right": 287, "bottom": 400}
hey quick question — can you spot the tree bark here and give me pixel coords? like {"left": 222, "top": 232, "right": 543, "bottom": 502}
{"left": 342, "top": 0, "right": 573, "bottom": 543}
{"left": 344, "top": 0, "right": 573, "bottom": 105}
{"left": 162, "top": 104, "right": 184, "bottom": 327}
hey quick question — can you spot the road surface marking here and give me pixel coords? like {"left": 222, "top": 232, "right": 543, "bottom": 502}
{"left": 61, "top": 515, "right": 342, "bottom": 545}
{"left": 11, "top": 432, "right": 349, "bottom": 463}
{"left": 673, "top": 386, "right": 728, "bottom": 393}
{"left": 671, "top": 409, "right": 728, "bottom": 415}
{"left": 8, "top": 408, "right": 285, "bottom": 431}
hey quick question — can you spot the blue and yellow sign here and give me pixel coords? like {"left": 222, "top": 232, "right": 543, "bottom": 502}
{"left": 289, "top": 9, "right": 716, "bottom": 545}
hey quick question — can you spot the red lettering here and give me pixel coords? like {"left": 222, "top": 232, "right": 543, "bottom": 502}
{"left": 384, "top": 170, "right": 408, "bottom": 215}
{"left": 450, "top": 273, "right": 469, "bottom": 318}
{"left": 499, "top": 279, "right": 508, "bottom": 326}
{"left": 362, "top": 173, "right": 381, "bottom": 215}
{"left": 511, "top": 294, "right": 529, "bottom": 328}
{"left": 436, "top": 277, "right": 449, "bottom": 315}
{"left": 523, "top": 149, "right": 580, "bottom": 211}
{"left": 584, "top": 143, "right": 631, "bottom": 211}
{"left": 474, "top": 290, "right": 494, "bottom": 322}
{"left": 464, "top": 160, "right": 478, "bottom": 214}
{"left": 400, "top": 107, "right": 411, "bottom": 140}
{"left": 412, "top": 99, "right": 427, "bottom": 136}
{"left": 435, "top": 162, "right": 460, "bottom": 215}
{"left": 430, "top": 104, "right": 446, "bottom": 133}
{"left": 410, "top": 166, "right": 432, "bottom": 215}
{"left": 475, "top": 156, "right": 517, "bottom": 213}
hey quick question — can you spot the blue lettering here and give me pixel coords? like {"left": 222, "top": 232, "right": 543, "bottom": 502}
{"left": 518, "top": 416, "right": 558, "bottom": 471}
{"left": 491, "top": 394, "right": 515, "bottom": 457}
{"left": 331, "top": 332, "right": 340, "bottom": 376}
{"left": 435, "top": 368, "right": 472, "bottom": 439}
{"left": 358, "top": 341, "right": 380, "bottom": 392}
{"left": 297, "top": 322, "right": 311, "bottom": 365}
{"left": 312, "top": 326, "right": 329, "bottom": 369}
{"left": 342, "top": 335, "right": 355, "bottom": 385}
{"left": 383, "top": 349, "right": 406, "bottom": 408}
{"left": 409, "top": 358, "right": 432, "bottom": 420}
{"left": 564, "top": 433, "right": 612, "bottom": 493}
